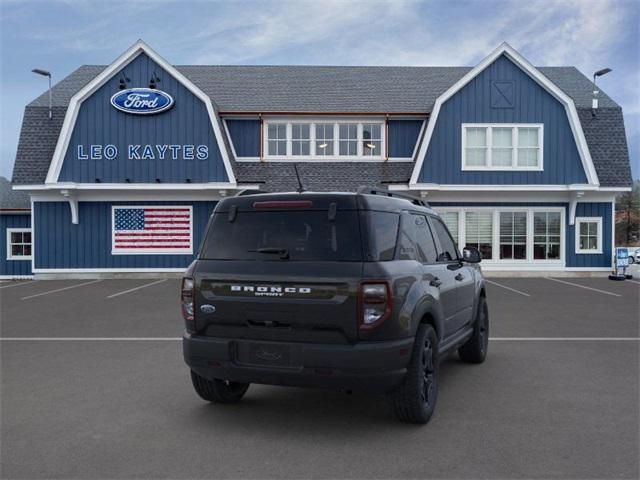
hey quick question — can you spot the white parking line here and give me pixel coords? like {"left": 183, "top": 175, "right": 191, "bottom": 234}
{"left": 107, "top": 279, "right": 167, "bottom": 299}
{"left": 485, "top": 279, "right": 531, "bottom": 297}
{"left": 626, "top": 279, "right": 640, "bottom": 285}
{"left": 21, "top": 280, "right": 103, "bottom": 300}
{"left": 0, "top": 280, "right": 37, "bottom": 290}
{"left": 0, "top": 337, "right": 182, "bottom": 341}
{"left": 1, "top": 337, "right": 638, "bottom": 341}
{"left": 490, "top": 337, "right": 639, "bottom": 341}
{"left": 546, "top": 277, "right": 622, "bottom": 297}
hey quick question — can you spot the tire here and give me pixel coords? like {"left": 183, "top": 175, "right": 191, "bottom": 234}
{"left": 629, "top": 256, "right": 636, "bottom": 264}
{"left": 190, "top": 370, "right": 249, "bottom": 404}
{"left": 458, "top": 296, "right": 489, "bottom": 364}
{"left": 389, "top": 324, "right": 438, "bottom": 424}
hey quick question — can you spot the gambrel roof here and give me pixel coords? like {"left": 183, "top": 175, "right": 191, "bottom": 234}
{"left": 12, "top": 42, "right": 631, "bottom": 189}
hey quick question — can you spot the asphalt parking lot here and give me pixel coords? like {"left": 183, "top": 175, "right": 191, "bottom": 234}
{"left": 1, "top": 274, "right": 638, "bottom": 479}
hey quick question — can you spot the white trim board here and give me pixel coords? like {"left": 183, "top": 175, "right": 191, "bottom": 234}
{"left": 409, "top": 42, "right": 599, "bottom": 187}
{"left": 15, "top": 182, "right": 253, "bottom": 191}
{"left": 44, "top": 39, "right": 237, "bottom": 186}
{"left": 391, "top": 183, "right": 599, "bottom": 192}
{"left": 32, "top": 268, "right": 186, "bottom": 273}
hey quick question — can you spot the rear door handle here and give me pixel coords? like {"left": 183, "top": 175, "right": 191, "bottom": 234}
{"left": 455, "top": 273, "right": 464, "bottom": 281}
{"left": 429, "top": 277, "right": 442, "bottom": 288}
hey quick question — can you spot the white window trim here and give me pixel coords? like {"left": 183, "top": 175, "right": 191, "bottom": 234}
{"left": 575, "top": 216, "right": 603, "bottom": 254}
{"left": 262, "top": 118, "right": 386, "bottom": 162}
{"left": 461, "top": 123, "right": 544, "bottom": 171}
{"left": 111, "top": 205, "right": 193, "bottom": 255}
{"left": 6, "top": 228, "right": 32, "bottom": 260}
{"left": 434, "top": 207, "right": 565, "bottom": 264}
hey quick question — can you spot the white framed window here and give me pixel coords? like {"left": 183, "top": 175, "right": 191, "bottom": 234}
{"left": 339, "top": 123, "right": 359, "bottom": 156}
{"left": 6, "top": 228, "right": 32, "bottom": 260}
{"left": 499, "top": 211, "right": 528, "bottom": 260}
{"left": 362, "top": 123, "right": 382, "bottom": 157}
{"left": 315, "top": 123, "right": 334, "bottom": 156}
{"left": 291, "top": 123, "right": 311, "bottom": 156}
{"left": 462, "top": 124, "right": 543, "bottom": 171}
{"left": 267, "top": 123, "right": 287, "bottom": 156}
{"left": 465, "top": 211, "right": 494, "bottom": 260}
{"left": 434, "top": 207, "right": 565, "bottom": 264}
{"left": 575, "top": 217, "right": 602, "bottom": 254}
{"left": 533, "top": 211, "right": 561, "bottom": 260}
{"left": 263, "top": 119, "right": 385, "bottom": 161}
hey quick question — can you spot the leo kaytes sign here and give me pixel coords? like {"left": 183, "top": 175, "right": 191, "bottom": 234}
{"left": 76, "top": 144, "right": 209, "bottom": 161}
{"left": 110, "top": 88, "right": 174, "bottom": 115}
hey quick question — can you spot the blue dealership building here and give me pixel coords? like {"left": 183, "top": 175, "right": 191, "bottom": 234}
{"left": 3, "top": 40, "right": 632, "bottom": 278}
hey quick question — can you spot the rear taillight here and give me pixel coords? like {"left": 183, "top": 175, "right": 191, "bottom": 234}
{"left": 181, "top": 277, "right": 195, "bottom": 332}
{"left": 358, "top": 282, "right": 392, "bottom": 330}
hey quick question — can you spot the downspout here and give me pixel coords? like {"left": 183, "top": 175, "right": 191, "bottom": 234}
{"left": 385, "top": 114, "right": 389, "bottom": 161}
{"left": 259, "top": 113, "right": 264, "bottom": 161}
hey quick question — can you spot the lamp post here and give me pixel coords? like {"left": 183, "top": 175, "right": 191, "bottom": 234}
{"left": 592, "top": 67, "right": 612, "bottom": 116}
{"left": 31, "top": 68, "right": 52, "bottom": 119}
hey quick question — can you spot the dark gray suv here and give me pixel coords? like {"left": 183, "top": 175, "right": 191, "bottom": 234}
{"left": 182, "top": 190, "right": 488, "bottom": 423}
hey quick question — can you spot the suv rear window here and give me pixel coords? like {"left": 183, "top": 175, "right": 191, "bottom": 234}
{"left": 201, "top": 210, "right": 362, "bottom": 261}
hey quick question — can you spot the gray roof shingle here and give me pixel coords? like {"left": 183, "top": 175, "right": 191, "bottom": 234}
{"left": 0, "top": 176, "right": 30, "bottom": 209}
{"left": 15, "top": 64, "right": 629, "bottom": 188}
{"left": 28, "top": 65, "right": 619, "bottom": 112}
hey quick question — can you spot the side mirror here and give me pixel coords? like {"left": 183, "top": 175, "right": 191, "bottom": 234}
{"left": 462, "top": 247, "right": 482, "bottom": 263}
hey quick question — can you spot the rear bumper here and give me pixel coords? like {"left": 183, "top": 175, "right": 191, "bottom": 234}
{"left": 183, "top": 334, "right": 414, "bottom": 393}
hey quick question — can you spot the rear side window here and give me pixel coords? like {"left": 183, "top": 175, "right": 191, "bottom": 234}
{"left": 362, "top": 211, "right": 399, "bottom": 261}
{"left": 201, "top": 210, "right": 362, "bottom": 261}
{"left": 413, "top": 215, "right": 438, "bottom": 263}
{"left": 429, "top": 217, "right": 459, "bottom": 262}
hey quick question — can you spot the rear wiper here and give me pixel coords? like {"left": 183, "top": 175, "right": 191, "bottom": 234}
{"left": 249, "top": 247, "right": 290, "bottom": 260}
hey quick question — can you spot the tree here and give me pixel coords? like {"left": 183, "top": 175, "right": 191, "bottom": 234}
{"left": 616, "top": 181, "right": 640, "bottom": 246}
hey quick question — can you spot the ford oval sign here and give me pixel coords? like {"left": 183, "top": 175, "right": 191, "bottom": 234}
{"left": 110, "top": 88, "right": 174, "bottom": 115}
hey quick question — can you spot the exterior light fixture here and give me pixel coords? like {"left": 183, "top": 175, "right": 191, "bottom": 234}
{"left": 318, "top": 143, "right": 328, "bottom": 149}
{"left": 366, "top": 143, "right": 376, "bottom": 150}
{"left": 31, "top": 68, "right": 52, "bottom": 119}
{"left": 592, "top": 67, "right": 612, "bottom": 116}
{"left": 119, "top": 75, "right": 130, "bottom": 90}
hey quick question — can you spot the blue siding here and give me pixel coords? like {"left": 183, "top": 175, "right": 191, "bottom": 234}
{"left": 419, "top": 54, "right": 588, "bottom": 185}
{"left": 226, "top": 120, "right": 261, "bottom": 157}
{"left": 566, "top": 202, "right": 613, "bottom": 268}
{"left": 387, "top": 120, "right": 423, "bottom": 158}
{"left": 1, "top": 214, "right": 32, "bottom": 277}
{"left": 34, "top": 201, "right": 216, "bottom": 269}
{"left": 431, "top": 201, "right": 612, "bottom": 268}
{"left": 58, "top": 53, "right": 229, "bottom": 184}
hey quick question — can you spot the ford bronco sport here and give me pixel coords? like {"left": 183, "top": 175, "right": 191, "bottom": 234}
{"left": 182, "top": 189, "right": 488, "bottom": 423}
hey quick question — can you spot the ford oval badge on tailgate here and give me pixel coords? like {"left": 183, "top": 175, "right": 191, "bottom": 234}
{"left": 110, "top": 88, "right": 174, "bottom": 115}
{"left": 200, "top": 304, "right": 216, "bottom": 314}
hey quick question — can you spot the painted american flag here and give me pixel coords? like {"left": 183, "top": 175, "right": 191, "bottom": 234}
{"left": 112, "top": 206, "right": 193, "bottom": 254}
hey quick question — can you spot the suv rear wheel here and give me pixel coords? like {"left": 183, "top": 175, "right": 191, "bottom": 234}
{"left": 389, "top": 324, "right": 438, "bottom": 424}
{"left": 190, "top": 370, "right": 250, "bottom": 403}
{"left": 458, "top": 296, "right": 489, "bottom": 364}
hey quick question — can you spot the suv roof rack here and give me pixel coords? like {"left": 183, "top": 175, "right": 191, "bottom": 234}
{"left": 235, "top": 189, "right": 264, "bottom": 197}
{"left": 356, "top": 187, "right": 430, "bottom": 208}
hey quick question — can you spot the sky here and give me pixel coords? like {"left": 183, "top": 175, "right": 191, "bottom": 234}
{"left": 0, "top": 0, "right": 638, "bottom": 180}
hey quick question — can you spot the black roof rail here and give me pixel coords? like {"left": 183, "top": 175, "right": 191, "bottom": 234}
{"left": 356, "top": 186, "right": 430, "bottom": 208}
{"left": 235, "top": 189, "right": 264, "bottom": 197}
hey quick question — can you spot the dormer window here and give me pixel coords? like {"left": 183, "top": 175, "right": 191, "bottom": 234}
{"left": 264, "top": 119, "right": 385, "bottom": 160}
{"left": 462, "top": 124, "right": 543, "bottom": 171}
